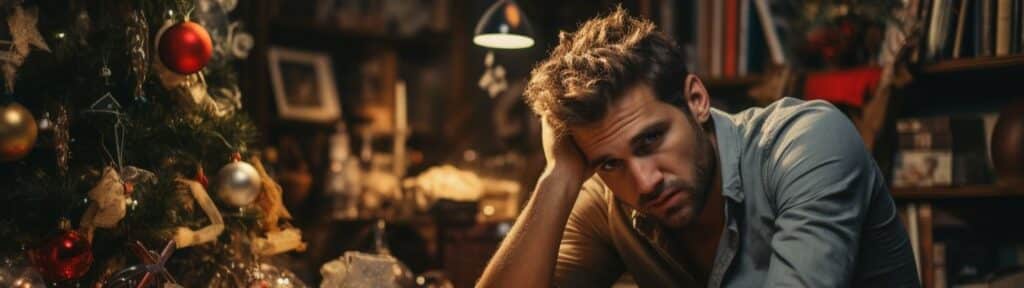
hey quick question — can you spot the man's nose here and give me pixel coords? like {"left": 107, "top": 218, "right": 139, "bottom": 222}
{"left": 627, "top": 158, "right": 663, "bottom": 200}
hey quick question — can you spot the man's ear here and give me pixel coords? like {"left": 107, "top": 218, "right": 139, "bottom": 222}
{"left": 684, "top": 74, "right": 712, "bottom": 124}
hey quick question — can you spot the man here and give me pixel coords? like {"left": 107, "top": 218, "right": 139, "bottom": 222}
{"left": 478, "top": 7, "right": 919, "bottom": 288}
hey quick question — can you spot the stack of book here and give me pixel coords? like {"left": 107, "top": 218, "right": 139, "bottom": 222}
{"left": 920, "top": 0, "right": 1024, "bottom": 62}
{"left": 687, "top": 0, "right": 785, "bottom": 78}
{"left": 892, "top": 116, "right": 991, "bottom": 187}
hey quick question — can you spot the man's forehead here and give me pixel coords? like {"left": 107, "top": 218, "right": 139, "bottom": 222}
{"left": 570, "top": 87, "right": 664, "bottom": 155}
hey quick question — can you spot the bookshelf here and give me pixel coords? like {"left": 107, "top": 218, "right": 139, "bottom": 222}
{"left": 921, "top": 54, "right": 1024, "bottom": 74}
{"left": 702, "top": 74, "right": 764, "bottom": 87}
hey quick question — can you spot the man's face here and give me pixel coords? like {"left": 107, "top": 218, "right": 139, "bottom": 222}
{"left": 571, "top": 84, "right": 715, "bottom": 229}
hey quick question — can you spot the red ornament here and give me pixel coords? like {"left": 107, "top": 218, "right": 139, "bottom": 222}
{"left": 27, "top": 223, "right": 93, "bottom": 282}
{"left": 158, "top": 21, "right": 213, "bottom": 74}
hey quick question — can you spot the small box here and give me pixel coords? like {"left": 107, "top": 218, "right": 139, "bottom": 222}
{"left": 894, "top": 151, "right": 953, "bottom": 187}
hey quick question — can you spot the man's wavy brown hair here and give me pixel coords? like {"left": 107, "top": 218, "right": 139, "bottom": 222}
{"left": 524, "top": 7, "right": 688, "bottom": 131}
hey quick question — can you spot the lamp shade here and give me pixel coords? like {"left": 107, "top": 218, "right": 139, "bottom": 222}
{"left": 473, "top": 0, "right": 535, "bottom": 49}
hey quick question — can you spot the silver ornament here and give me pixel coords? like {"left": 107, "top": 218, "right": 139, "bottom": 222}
{"left": 216, "top": 160, "right": 261, "bottom": 207}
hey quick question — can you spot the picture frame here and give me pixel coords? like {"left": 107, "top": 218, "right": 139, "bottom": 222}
{"left": 268, "top": 47, "right": 341, "bottom": 123}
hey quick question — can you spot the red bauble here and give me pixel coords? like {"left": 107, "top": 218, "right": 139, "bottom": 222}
{"left": 27, "top": 229, "right": 93, "bottom": 282}
{"left": 158, "top": 21, "right": 213, "bottom": 74}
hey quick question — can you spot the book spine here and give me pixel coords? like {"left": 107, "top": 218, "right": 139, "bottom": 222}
{"left": 934, "top": 242, "right": 947, "bottom": 288}
{"left": 927, "top": 0, "right": 945, "bottom": 60}
{"left": 981, "top": 0, "right": 994, "bottom": 56}
{"left": 712, "top": 0, "right": 724, "bottom": 77}
{"left": 997, "top": 0, "right": 1012, "bottom": 55}
{"left": 697, "top": 0, "right": 710, "bottom": 75}
{"left": 953, "top": 0, "right": 970, "bottom": 58}
{"left": 906, "top": 203, "right": 922, "bottom": 282}
{"left": 724, "top": 0, "right": 738, "bottom": 77}
{"left": 739, "top": 0, "right": 750, "bottom": 76}
{"left": 747, "top": 0, "right": 766, "bottom": 74}
{"left": 753, "top": 0, "right": 785, "bottom": 65}
{"left": 919, "top": 203, "right": 934, "bottom": 288}
{"left": 1019, "top": 0, "right": 1024, "bottom": 53}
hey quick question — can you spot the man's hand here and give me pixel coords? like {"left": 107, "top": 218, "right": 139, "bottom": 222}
{"left": 477, "top": 118, "right": 594, "bottom": 287}
{"left": 541, "top": 117, "right": 592, "bottom": 183}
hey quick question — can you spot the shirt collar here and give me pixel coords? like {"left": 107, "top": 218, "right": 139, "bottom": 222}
{"left": 711, "top": 109, "right": 744, "bottom": 203}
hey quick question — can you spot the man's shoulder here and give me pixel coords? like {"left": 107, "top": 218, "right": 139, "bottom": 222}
{"left": 737, "top": 97, "right": 849, "bottom": 146}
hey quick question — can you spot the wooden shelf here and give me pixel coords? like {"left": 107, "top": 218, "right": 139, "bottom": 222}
{"left": 891, "top": 185, "right": 1024, "bottom": 199}
{"left": 921, "top": 55, "right": 1024, "bottom": 74}
{"left": 269, "top": 18, "right": 450, "bottom": 48}
{"left": 702, "top": 74, "right": 764, "bottom": 87}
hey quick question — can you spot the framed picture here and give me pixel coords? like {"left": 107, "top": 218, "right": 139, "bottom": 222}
{"left": 268, "top": 47, "right": 341, "bottom": 123}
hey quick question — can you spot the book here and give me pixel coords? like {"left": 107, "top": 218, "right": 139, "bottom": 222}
{"left": 723, "top": 0, "right": 738, "bottom": 77}
{"left": 738, "top": 0, "right": 750, "bottom": 76}
{"left": 920, "top": 203, "right": 934, "bottom": 288}
{"left": 712, "top": 0, "right": 724, "bottom": 77}
{"left": 753, "top": 0, "right": 785, "bottom": 66}
{"left": 927, "top": 0, "right": 953, "bottom": 60}
{"left": 906, "top": 203, "right": 921, "bottom": 281}
{"left": 953, "top": 0, "right": 970, "bottom": 58}
{"left": 935, "top": 242, "right": 947, "bottom": 288}
{"left": 746, "top": 0, "right": 767, "bottom": 74}
{"left": 981, "top": 0, "right": 994, "bottom": 56}
{"left": 894, "top": 150, "right": 954, "bottom": 187}
{"left": 895, "top": 116, "right": 992, "bottom": 186}
{"left": 697, "top": 0, "right": 711, "bottom": 75}
{"left": 997, "top": 0, "right": 1012, "bottom": 55}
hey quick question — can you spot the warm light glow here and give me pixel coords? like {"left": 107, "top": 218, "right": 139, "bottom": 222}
{"left": 504, "top": 3, "right": 521, "bottom": 27}
{"left": 4, "top": 108, "right": 22, "bottom": 124}
{"left": 473, "top": 34, "right": 534, "bottom": 49}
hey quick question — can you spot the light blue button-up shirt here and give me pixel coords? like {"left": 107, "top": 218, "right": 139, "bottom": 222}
{"left": 554, "top": 98, "right": 920, "bottom": 287}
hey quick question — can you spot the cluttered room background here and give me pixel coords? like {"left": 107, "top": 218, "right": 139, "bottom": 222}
{"left": 1, "top": 0, "right": 1024, "bottom": 287}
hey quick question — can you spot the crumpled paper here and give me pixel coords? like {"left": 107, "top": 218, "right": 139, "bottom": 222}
{"left": 320, "top": 252, "right": 414, "bottom": 288}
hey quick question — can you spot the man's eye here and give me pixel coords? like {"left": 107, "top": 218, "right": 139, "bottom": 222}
{"left": 642, "top": 131, "right": 662, "bottom": 145}
{"left": 635, "top": 131, "right": 663, "bottom": 155}
{"left": 600, "top": 160, "right": 622, "bottom": 172}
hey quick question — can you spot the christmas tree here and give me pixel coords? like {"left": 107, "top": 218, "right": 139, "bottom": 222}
{"left": 0, "top": 0, "right": 305, "bottom": 286}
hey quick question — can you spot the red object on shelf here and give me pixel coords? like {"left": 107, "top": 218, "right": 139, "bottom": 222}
{"left": 723, "top": 0, "right": 738, "bottom": 77}
{"left": 803, "top": 66, "right": 882, "bottom": 108}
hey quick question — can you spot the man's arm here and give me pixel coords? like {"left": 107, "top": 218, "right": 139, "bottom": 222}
{"left": 763, "top": 106, "right": 874, "bottom": 287}
{"left": 477, "top": 119, "right": 592, "bottom": 287}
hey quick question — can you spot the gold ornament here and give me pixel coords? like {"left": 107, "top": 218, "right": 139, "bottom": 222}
{"left": 0, "top": 102, "right": 36, "bottom": 162}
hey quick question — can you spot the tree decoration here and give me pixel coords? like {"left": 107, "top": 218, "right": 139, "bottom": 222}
{"left": 1, "top": 5, "right": 51, "bottom": 93}
{"left": 126, "top": 10, "right": 149, "bottom": 101}
{"left": 153, "top": 19, "right": 237, "bottom": 117}
{"left": 0, "top": 101, "right": 37, "bottom": 162}
{"left": 100, "top": 240, "right": 181, "bottom": 288}
{"left": 157, "top": 20, "right": 213, "bottom": 75}
{"left": 80, "top": 167, "right": 128, "bottom": 236}
{"left": 249, "top": 156, "right": 306, "bottom": 256}
{"left": 52, "top": 104, "right": 70, "bottom": 172}
{"left": 172, "top": 178, "right": 225, "bottom": 248}
{"left": 215, "top": 153, "right": 261, "bottom": 207}
{"left": 0, "top": 254, "right": 46, "bottom": 287}
{"left": 80, "top": 166, "right": 156, "bottom": 240}
{"left": 26, "top": 219, "right": 93, "bottom": 282}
